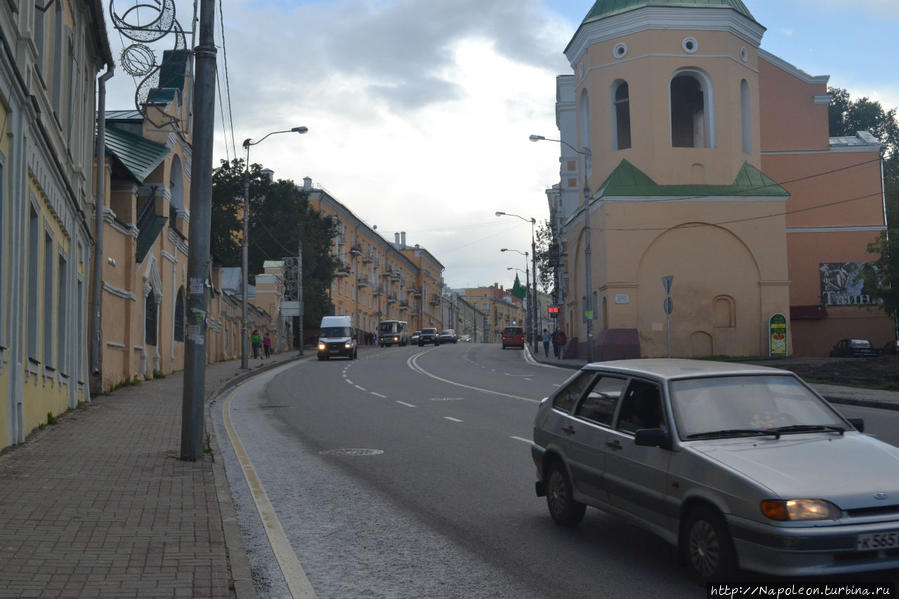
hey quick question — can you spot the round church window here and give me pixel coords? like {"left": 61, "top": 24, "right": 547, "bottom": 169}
{"left": 613, "top": 42, "right": 628, "bottom": 59}
{"left": 682, "top": 37, "right": 698, "bottom": 54}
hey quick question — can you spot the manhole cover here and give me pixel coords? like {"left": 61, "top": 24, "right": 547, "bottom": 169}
{"left": 319, "top": 448, "right": 384, "bottom": 457}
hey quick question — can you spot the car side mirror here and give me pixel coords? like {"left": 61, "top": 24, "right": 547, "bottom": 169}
{"left": 848, "top": 417, "right": 865, "bottom": 432}
{"left": 634, "top": 428, "right": 672, "bottom": 450}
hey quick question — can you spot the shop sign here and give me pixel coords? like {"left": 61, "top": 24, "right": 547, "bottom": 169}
{"left": 769, "top": 313, "right": 787, "bottom": 357}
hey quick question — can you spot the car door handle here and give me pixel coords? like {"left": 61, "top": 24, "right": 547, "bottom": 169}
{"left": 606, "top": 439, "right": 623, "bottom": 450}
{"left": 561, "top": 425, "right": 576, "bottom": 436}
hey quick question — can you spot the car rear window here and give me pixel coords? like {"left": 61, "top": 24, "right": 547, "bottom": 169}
{"left": 503, "top": 327, "right": 523, "bottom": 335}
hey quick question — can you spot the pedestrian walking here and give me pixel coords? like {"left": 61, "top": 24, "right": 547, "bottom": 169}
{"left": 251, "top": 329, "right": 261, "bottom": 359}
{"left": 263, "top": 332, "right": 273, "bottom": 358}
{"left": 557, "top": 329, "right": 567, "bottom": 360}
{"left": 542, "top": 328, "right": 551, "bottom": 357}
{"left": 552, "top": 329, "right": 560, "bottom": 358}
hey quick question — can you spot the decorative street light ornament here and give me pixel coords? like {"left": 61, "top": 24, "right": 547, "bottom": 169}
{"left": 110, "top": 0, "right": 187, "bottom": 130}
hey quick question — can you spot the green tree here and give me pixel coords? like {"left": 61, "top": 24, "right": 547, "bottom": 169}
{"left": 533, "top": 219, "right": 556, "bottom": 296}
{"left": 510, "top": 273, "right": 526, "bottom": 300}
{"left": 829, "top": 87, "right": 899, "bottom": 329}
{"left": 863, "top": 233, "right": 899, "bottom": 323}
{"left": 211, "top": 159, "right": 336, "bottom": 330}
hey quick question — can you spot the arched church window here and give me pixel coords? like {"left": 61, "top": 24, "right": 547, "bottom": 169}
{"left": 612, "top": 81, "right": 631, "bottom": 150}
{"left": 670, "top": 71, "right": 714, "bottom": 148}
{"left": 145, "top": 292, "right": 158, "bottom": 346}
{"left": 741, "top": 79, "right": 751, "bottom": 154}
{"left": 713, "top": 295, "right": 735, "bottom": 328}
{"left": 174, "top": 287, "right": 185, "bottom": 342}
{"left": 169, "top": 155, "right": 184, "bottom": 224}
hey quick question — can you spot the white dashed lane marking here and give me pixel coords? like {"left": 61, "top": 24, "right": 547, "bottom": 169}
{"left": 354, "top": 385, "right": 367, "bottom": 392}
{"left": 371, "top": 392, "right": 387, "bottom": 398}
{"left": 444, "top": 417, "right": 463, "bottom": 423}
{"left": 510, "top": 436, "right": 532, "bottom": 444}
{"left": 396, "top": 401, "right": 416, "bottom": 408}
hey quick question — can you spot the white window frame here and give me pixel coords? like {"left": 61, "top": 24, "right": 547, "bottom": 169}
{"left": 669, "top": 67, "right": 716, "bottom": 149}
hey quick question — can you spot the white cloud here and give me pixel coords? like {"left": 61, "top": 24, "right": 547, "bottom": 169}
{"left": 105, "top": 0, "right": 575, "bottom": 289}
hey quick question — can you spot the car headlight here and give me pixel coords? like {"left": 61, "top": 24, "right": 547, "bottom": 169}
{"left": 318, "top": 343, "right": 325, "bottom": 351}
{"left": 761, "top": 499, "right": 841, "bottom": 521}
{"left": 345, "top": 342, "right": 352, "bottom": 348}
{"left": 394, "top": 336, "right": 398, "bottom": 341}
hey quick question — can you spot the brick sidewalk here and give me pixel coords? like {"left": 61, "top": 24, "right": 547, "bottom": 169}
{"left": 0, "top": 353, "right": 300, "bottom": 599}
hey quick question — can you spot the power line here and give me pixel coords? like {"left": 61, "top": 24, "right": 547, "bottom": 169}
{"left": 218, "top": 0, "right": 238, "bottom": 160}
{"left": 215, "top": 65, "right": 230, "bottom": 162}
{"left": 605, "top": 190, "right": 884, "bottom": 232}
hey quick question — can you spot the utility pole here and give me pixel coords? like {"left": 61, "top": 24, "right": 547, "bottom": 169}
{"left": 181, "top": 0, "right": 216, "bottom": 461}
{"left": 297, "top": 241, "right": 304, "bottom": 355}
{"left": 531, "top": 221, "right": 538, "bottom": 353}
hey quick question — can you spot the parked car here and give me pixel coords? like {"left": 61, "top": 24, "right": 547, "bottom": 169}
{"left": 829, "top": 338, "right": 878, "bottom": 358}
{"left": 410, "top": 331, "right": 421, "bottom": 344}
{"left": 459, "top": 334, "right": 471, "bottom": 343}
{"left": 501, "top": 326, "right": 525, "bottom": 349}
{"left": 532, "top": 359, "right": 899, "bottom": 581}
{"left": 418, "top": 328, "right": 439, "bottom": 346}
{"left": 438, "top": 329, "right": 457, "bottom": 344}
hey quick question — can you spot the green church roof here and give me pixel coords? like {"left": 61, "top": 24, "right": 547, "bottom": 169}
{"left": 583, "top": 0, "right": 756, "bottom": 23}
{"left": 597, "top": 159, "right": 788, "bottom": 198}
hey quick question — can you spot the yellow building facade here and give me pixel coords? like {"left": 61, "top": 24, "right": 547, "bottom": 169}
{"left": 304, "top": 178, "right": 445, "bottom": 337}
{"left": 1, "top": 0, "right": 112, "bottom": 448}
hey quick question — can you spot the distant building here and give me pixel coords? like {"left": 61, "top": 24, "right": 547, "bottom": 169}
{"left": 303, "top": 177, "right": 446, "bottom": 336}
{"left": 548, "top": 0, "right": 890, "bottom": 359}
{"left": 459, "top": 284, "right": 526, "bottom": 342}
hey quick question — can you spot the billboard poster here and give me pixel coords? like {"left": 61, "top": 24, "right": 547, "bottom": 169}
{"left": 819, "top": 263, "right": 879, "bottom": 306}
{"left": 769, "top": 313, "right": 787, "bottom": 357}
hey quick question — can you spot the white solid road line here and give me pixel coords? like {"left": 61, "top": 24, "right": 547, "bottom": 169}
{"left": 407, "top": 351, "right": 539, "bottom": 404}
{"left": 396, "top": 401, "right": 416, "bottom": 408}
{"left": 222, "top": 381, "right": 317, "bottom": 599}
{"left": 510, "top": 436, "right": 532, "bottom": 444}
{"left": 444, "top": 416, "right": 463, "bottom": 423}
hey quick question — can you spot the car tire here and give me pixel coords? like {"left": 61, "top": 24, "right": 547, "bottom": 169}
{"left": 682, "top": 506, "right": 736, "bottom": 582}
{"left": 545, "top": 462, "right": 586, "bottom": 527}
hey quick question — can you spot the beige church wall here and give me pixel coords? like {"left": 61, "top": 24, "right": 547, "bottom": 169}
{"left": 565, "top": 199, "right": 791, "bottom": 357}
{"left": 762, "top": 151, "right": 884, "bottom": 228}
{"left": 758, "top": 58, "right": 829, "bottom": 152}
{"left": 578, "top": 29, "right": 761, "bottom": 189}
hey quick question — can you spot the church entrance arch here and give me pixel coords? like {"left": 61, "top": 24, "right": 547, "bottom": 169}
{"left": 636, "top": 224, "right": 761, "bottom": 357}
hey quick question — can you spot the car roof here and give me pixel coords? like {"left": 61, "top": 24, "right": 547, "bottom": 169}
{"left": 582, "top": 359, "right": 791, "bottom": 382}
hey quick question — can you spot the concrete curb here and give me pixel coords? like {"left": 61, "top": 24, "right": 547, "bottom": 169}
{"left": 526, "top": 348, "right": 899, "bottom": 411}
{"left": 205, "top": 353, "right": 310, "bottom": 599}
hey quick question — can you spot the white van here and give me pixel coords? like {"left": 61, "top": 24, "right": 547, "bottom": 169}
{"left": 317, "top": 315, "right": 357, "bottom": 360}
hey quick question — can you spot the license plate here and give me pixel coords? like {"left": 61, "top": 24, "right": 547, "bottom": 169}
{"left": 856, "top": 531, "right": 899, "bottom": 551}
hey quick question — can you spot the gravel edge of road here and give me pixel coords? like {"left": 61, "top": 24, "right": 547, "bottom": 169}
{"left": 207, "top": 355, "right": 308, "bottom": 599}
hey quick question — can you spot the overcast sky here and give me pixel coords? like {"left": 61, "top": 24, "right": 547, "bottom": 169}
{"left": 104, "top": 0, "right": 899, "bottom": 290}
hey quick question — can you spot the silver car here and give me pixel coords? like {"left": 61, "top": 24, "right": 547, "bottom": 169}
{"left": 531, "top": 359, "right": 899, "bottom": 580}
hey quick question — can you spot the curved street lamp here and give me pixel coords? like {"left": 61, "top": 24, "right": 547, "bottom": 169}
{"left": 497, "top": 212, "right": 538, "bottom": 353}
{"left": 240, "top": 126, "right": 308, "bottom": 369}
{"left": 529, "top": 134, "right": 593, "bottom": 361}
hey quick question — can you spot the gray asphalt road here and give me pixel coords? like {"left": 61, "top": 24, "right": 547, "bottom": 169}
{"left": 214, "top": 345, "right": 899, "bottom": 599}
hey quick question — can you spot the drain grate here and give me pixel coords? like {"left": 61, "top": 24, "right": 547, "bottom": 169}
{"left": 319, "top": 448, "right": 384, "bottom": 457}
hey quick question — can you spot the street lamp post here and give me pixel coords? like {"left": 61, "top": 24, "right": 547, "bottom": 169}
{"left": 506, "top": 266, "right": 529, "bottom": 331}
{"left": 241, "top": 126, "right": 308, "bottom": 369}
{"left": 496, "top": 211, "right": 539, "bottom": 353}
{"left": 529, "top": 134, "right": 593, "bottom": 362}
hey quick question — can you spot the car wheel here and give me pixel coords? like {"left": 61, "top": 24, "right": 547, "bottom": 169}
{"left": 682, "top": 507, "right": 736, "bottom": 582}
{"left": 545, "top": 461, "right": 585, "bottom": 527}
